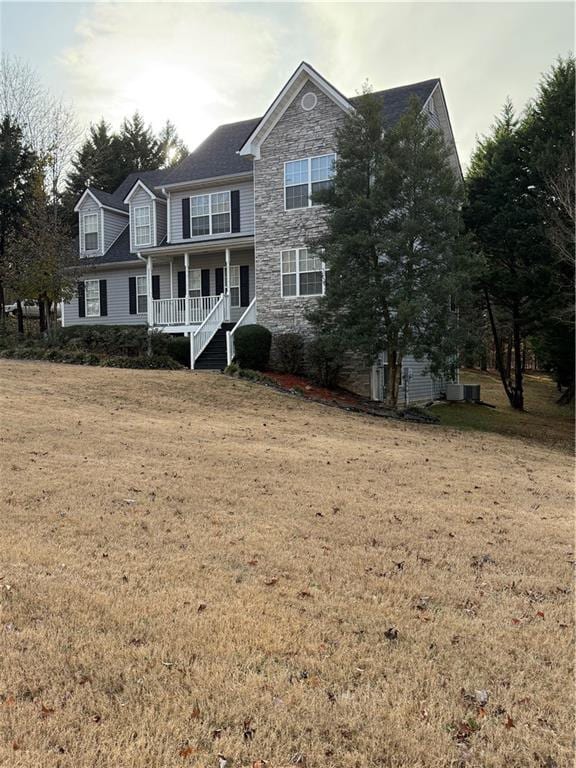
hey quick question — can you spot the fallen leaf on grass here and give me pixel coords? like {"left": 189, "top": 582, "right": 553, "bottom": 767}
{"left": 40, "top": 704, "right": 55, "bottom": 718}
{"left": 190, "top": 704, "right": 201, "bottom": 720}
{"left": 252, "top": 761, "right": 268, "bottom": 768}
{"left": 179, "top": 746, "right": 198, "bottom": 757}
{"left": 248, "top": 559, "right": 258, "bottom": 566}
{"left": 536, "top": 611, "right": 545, "bottom": 618}
{"left": 12, "top": 741, "right": 20, "bottom": 751}
{"left": 384, "top": 627, "right": 398, "bottom": 640}
{"left": 243, "top": 719, "right": 254, "bottom": 740}
{"left": 298, "top": 590, "right": 312, "bottom": 598}
{"left": 511, "top": 618, "right": 521, "bottom": 625}
{"left": 212, "top": 728, "right": 222, "bottom": 740}
{"left": 197, "top": 603, "right": 207, "bottom": 612}
{"left": 505, "top": 715, "right": 515, "bottom": 729}
{"left": 264, "top": 578, "right": 278, "bottom": 586}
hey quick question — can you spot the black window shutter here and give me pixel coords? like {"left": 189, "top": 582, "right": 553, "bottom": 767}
{"left": 182, "top": 198, "right": 190, "bottom": 239}
{"left": 231, "top": 190, "right": 240, "bottom": 232}
{"left": 215, "top": 267, "right": 224, "bottom": 295}
{"left": 240, "top": 265, "right": 249, "bottom": 307}
{"left": 99, "top": 279, "right": 108, "bottom": 317}
{"left": 152, "top": 275, "right": 160, "bottom": 300}
{"left": 177, "top": 270, "right": 186, "bottom": 298}
{"left": 128, "top": 277, "right": 137, "bottom": 314}
{"left": 78, "top": 281, "right": 86, "bottom": 318}
{"left": 201, "top": 269, "right": 210, "bottom": 297}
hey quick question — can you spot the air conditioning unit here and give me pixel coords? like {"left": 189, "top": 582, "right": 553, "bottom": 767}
{"left": 463, "top": 384, "right": 481, "bottom": 403}
{"left": 446, "top": 382, "right": 464, "bottom": 401}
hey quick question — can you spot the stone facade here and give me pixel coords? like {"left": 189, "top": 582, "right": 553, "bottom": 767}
{"left": 253, "top": 79, "right": 345, "bottom": 338}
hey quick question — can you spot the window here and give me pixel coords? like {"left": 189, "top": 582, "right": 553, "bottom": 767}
{"left": 134, "top": 205, "right": 151, "bottom": 246}
{"left": 85, "top": 279, "right": 100, "bottom": 317}
{"left": 284, "top": 153, "right": 335, "bottom": 209}
{"left": 190, "top": 191, "right": 230, "bottom": 236}
{"left": 188, "top": 268, "right": 201, "bottom": 298}
{"left": 224, "top": 265, "right": 240, "bottom": 307}
{"left": 281, "top": 248, "right": 326, "bottom": 298}
{"left": 136, "top": 275, "right": 147, "bottom": 314}
{"left": 83, "top": 214, "right": 99, "bottom": 251}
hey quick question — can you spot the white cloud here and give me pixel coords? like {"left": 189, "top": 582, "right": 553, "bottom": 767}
{"left": 58, "top": 2, "right": 283, "bottom": 149}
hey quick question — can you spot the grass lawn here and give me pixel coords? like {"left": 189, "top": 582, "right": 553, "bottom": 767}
{"left": 0, "top": 361, "right": 573, "bottom": 768}
{"left": 430, "top": 369, "right": 574, "bottom": 452}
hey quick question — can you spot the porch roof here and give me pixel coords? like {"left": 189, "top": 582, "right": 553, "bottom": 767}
{"left": 138, "top": 234, "right": 254, "bottom": 259}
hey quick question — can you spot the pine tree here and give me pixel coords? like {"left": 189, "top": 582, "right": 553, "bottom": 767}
{"left": 0, "top": 116, "right": 37, "bottom": 319}
{"left": 158, "top": 120, "right": 189, "bottom": 168}
{"left": 309, "top": 92, "right": 468, "bottom": 407}
{"left": 118, "top": 112, "right": 163, "bottom": 173}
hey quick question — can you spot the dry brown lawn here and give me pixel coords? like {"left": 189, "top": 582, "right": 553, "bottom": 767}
{"left": 0, "top": 360, "right": 573, "bottom": 768}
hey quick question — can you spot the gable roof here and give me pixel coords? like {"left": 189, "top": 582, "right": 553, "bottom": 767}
{"left": 113, "top": 169, "right": 170, "bottom": 201}
{"left": 162, "top": 118, "right": 260, "bottom": 187}
{"left": 238, "top": 61, "right": 353, "bottom": 159}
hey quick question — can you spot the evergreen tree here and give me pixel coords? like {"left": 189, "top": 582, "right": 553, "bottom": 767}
{"left": 66, "top": 119, "right": 122, "bottom": 195}
{"left": 158, "top": 120, "right": 189, "bottom": 168}
{"left": 118, "top": 111, "right": 163, "bottom": 173}
{"left": 309, "top": 92, "right": 468, "bottom": 407}
{"left": 0, "top": 116, "right": 37, "bottom": 319}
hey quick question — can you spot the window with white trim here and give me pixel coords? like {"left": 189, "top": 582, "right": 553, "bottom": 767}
{"left": 284, "top": 153, "right": 335, "bottom": 210}
{"left": 83, "top": 213, "right": 99, "bottom": 251}
{"left": 281, "top": 248, "right": 326, "bottom": 297}
{"left": 224, "top": 265, "right": 240, "bottom": 307}
{"left": 134, "top": 205, "right": 152, "bottom": 247}
{"left": 188, "top": 268, "right": 201, "bottom": 298}
{"left": 136, "top": 275, "right": 147, "bottom": 314}
{"left": 190, "top": 191, "right": 231, "bottom": 236}
{"left": 85, "top": 279, "right": 100, "bottom": 317}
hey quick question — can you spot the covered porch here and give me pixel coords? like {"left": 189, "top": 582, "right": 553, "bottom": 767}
{"left": 138, "top": 238, "right": 255, "bottom": 333}
{"left": 138, "top": 238, "right": 256, "bottom": 369}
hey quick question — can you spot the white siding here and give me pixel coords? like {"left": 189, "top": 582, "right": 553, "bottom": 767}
{"left": 170, "top": 180, "right": 254, "bottom": 244}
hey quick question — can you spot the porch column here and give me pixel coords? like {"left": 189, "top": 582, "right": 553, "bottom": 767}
{"left": 184, "top": 252, "right": 190, "bottom": 326}
{"left": 146, "top": 256, "right": 153, "bottom": 327}
{"left": 169, "top": 259, "right": 174, "bottom": 299}
{"left": 225, "top": 247, "right": 231, "bottom": 321}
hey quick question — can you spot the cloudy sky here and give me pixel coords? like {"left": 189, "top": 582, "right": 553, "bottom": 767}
{"left": 2, "top": 1, "right": 574, "bottom": 167}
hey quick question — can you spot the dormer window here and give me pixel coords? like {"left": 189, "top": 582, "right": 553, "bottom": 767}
{"left": 134, "top": 205, "right": 152, "bottom": 247}
{"left": 83, "top": 213, "right": 99, "bottom": 251}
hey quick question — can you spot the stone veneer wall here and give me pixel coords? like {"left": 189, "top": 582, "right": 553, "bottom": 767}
{"left": 253, "top": 79, "right": 345, "bottom": 338}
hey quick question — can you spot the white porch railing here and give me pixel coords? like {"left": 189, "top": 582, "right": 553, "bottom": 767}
{"left": 191, "top": 294, "right": 226, "bottom": 369}
{"left": 226, "top": 298, "right": 257, "bottom": 365}
{"left": 152, "top": 296, "right": 221, "bottom": 326}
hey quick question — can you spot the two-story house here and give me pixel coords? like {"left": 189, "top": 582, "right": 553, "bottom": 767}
{"left": 66, "top": 62, "right": 462, "bottom": 402}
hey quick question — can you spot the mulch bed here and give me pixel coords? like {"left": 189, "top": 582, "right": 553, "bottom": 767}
{"left": 261, "top": 370, "right": 439, "bottom": 424}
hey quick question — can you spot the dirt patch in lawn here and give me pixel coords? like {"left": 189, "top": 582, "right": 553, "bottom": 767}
{"left": 0, "top": 361, "right": 573, "bottom": 768}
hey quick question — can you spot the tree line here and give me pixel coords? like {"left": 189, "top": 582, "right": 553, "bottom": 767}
{"left": 0, "top": 55, "right": 188, "bottom": 330}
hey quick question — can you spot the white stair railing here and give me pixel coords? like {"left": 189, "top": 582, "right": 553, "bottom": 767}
{"left": 226, "top": 298, "right": 257, "bottom": 366}
{"left": 190, "top": 294, "right": 225, "bottom": 369}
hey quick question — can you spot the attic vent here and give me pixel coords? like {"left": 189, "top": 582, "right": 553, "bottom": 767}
{"left": 301, "top": 92, "right": 317, "bottom": 111}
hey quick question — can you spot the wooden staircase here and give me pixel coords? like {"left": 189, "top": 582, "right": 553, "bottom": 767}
{"left": 194, "top": 323, "right": 235, "bottom": 370}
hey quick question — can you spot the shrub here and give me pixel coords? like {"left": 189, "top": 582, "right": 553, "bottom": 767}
{"left": 306, "top": 335, "right": 345, "bottom": 388}
{"left": 273, "top": 332, "right": 305, "bottom": 374}
{"left": 101, "top": 355, "right": 183, "bottom": 370}
{"left": 233, "top": 324, "right": 271, "bottom": 371}
{"left": 56, "top": 325, "right": 148, "bottom": 357}
{"left": 152, "top": 334, "right": 190, "bottom": 367}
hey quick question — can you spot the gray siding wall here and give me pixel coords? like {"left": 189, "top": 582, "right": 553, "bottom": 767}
{"left": 402, "top": 355, "right": 444, "bottom": 403}
{"left": 169, "top": 180, "right": 254, "bottom": 244}
{"left": 155, "top": 200, "right": 167, "bottom": 245}
{"left": 78, "top": 197, "right": 102, "bottom": 258}
{"left": 62, "top": 250, "right": 255, "bottom": 327}
{"left": 104, "top": 210, "right": 128, "bottom": 253}
{"left": 253, "top": 79, "right": 344, "bottom": 337}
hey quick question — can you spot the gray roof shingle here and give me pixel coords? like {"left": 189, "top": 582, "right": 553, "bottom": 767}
{"left": 163, "top": 118, "right": 260, "bottom": 186}
{"left": 353, "top": 78, "right": 440, "bottom": 129}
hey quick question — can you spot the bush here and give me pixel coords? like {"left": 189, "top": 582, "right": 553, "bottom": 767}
{"left": 306, "top": 335, "right": 345, "bottom": 388}
{"left": 233, "top": 324, "right": 271, "bottom": 371}
{"left": 101, "top": 355, "right": 183, "bottom": 370}
{"left": 152, "top": 334, "right": 190, "bottom": 367}
{"left": 273, "top": 332, "right": 305, "bottom": 374}
{"left": 56, "top": 325, "right": 148, "bottom": 357}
